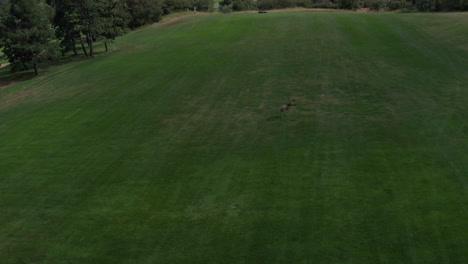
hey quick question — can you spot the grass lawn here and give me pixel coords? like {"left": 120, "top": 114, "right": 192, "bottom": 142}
{"left": 0, "top": 11, "right": 467, "bottom": 264}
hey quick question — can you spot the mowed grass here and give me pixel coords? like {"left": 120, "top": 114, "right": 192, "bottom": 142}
{"left": 0, "top": 11, "right": 467, "bottom": 264}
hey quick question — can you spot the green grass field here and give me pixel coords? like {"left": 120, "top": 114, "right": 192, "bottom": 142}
{"left": 0, "top": 11, "right": 467, "bottom": 264}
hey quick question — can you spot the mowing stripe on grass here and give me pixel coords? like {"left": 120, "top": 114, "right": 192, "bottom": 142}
{"left": 0, "top": 11, "right": 467, "bottom": 264}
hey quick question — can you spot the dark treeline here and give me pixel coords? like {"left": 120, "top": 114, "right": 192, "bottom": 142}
{"left": 0, "top": 0, "right": 213, "bottom": 75}
{"left": 220, "top": 0, "right": 467, "bottom": 11}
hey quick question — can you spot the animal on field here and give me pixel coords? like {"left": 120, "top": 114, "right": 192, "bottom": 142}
{"left": 280, "top": 97, "right": 296, "bottom": 118}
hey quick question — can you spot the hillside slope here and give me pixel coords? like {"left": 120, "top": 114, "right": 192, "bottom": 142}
{"left": 0, "top": 12, "right": 467, "bottom": 264}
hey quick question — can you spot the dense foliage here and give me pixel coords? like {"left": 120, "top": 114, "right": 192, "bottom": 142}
{"left": 0, "top": 0, "right": 57, "bottom": 75}
{"left": 124, "top": 0, "right": 163, "bottom": 29}
{"left": 162, "top": 0, "right": 213, "bottom": 14}
{"left": 220, "top": 0, "right": 467, "bottom": 10}
{"left": 0, "top": 0, "right": 215, "bottom": 75}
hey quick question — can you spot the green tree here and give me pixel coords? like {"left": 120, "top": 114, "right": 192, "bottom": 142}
{"left": 193, "top": 0, "right": 214, "bottom": 11}
{"left": 257, "top": 0, "right": 275, "bottom": 10}
{"left": 49, "top": 0, "right": 123, "bottom": 56}
{"left": 0, "top": 0, "right": 57, "bottom": 75}
{"left": 48, "top": 0, "right": 82, "bottom": 56}
{"left": 125, "top": 0, "right": 163, "bottom": 29}
{"left": 100, "top": 0, "right": 127, "bottom": 52}
{"left": 232, "top": 0, "right": 257, "bottom": 11}
{"left": 73, "top": 0, "right": 106, "bottom": 57}
{"left": 338, "top": 0, "right": 360, "bottom": 9}
{"left": 162, "top": 0, "right": 190, "bottom": 14}
{"left": 0, "top": 0, "right": 10, "bottom": 51}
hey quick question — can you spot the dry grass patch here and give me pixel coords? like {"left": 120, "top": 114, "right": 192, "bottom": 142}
{"left": 0, "top": 86, "right": 38, "bottom": 109}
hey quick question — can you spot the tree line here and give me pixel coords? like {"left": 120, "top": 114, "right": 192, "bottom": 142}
{"left": 220, "top": 0, "right": 467, "bottom": 12}
{"left": 0, "top": 0, "right": 213, "bottom": 75}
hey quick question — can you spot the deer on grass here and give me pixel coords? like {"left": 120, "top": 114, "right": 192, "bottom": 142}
{"left": 280, "top": 98, "right": 295, "bottom": 118}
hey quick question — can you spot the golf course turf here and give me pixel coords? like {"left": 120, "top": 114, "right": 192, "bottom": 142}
{"left": 0, "top": 11, "right": 467, "bottom": 263}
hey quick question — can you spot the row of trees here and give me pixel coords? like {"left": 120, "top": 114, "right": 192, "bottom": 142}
{"left": 0, "top": 0, "right": 213, "bottom": 75}
{"left": 162, "top": 0, "right": 214, "bottom": 13}
{"left": 220, "top": 0, "right": 467, "bottom": 11}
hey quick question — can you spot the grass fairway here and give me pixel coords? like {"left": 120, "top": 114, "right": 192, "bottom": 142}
{"left": 1, "top": 11, "right": 467, "bottom": 264}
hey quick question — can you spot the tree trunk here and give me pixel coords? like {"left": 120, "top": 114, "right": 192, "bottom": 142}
{"left": 104, "top": 41, "right": 108, "bottom": 53}
{"left": 89, "top": 35, "right": 94, "bottom": 57}
{"left": 72, "top": 38, "right": 78, "bottom": 56}
{"left": 79, "top": 37, "right": 88, "bottom": 57}
{"left": 33, "top": 63, "right": 39, "bottom": 76}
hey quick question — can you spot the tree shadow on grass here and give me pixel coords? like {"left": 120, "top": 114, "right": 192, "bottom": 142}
{"left": 0, "top": 66, "right": 35, "bottom": 90}
{"left": 0, "top": 41, "right": 111, "bottom": 89}
{"left": 38, "top": 54, "right": 92, "bottom": 73}
{"left": 0, "top": 52, "right": 101, "bottom": 89}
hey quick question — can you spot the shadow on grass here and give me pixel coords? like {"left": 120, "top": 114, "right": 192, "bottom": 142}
{"left": 0, "top": 66, "right": 36, "bottom": 90}
{"left": 0, "top": 42, "right": 111, "bottom": 89}
{"left": 0, "top": 52, "right": 105, "bottom": 89}
{"left": 38, "top": 54, "right": 92, "bottom": 72}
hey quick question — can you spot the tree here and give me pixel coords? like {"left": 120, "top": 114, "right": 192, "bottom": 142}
{"left": 0, "top": 0, "right": 10, "bottom": 49}
{"left": 100, "top": 0, "right": 127, "bottom": 52}
{"left": 257, "top": 0, "right": 275, "bottom": 10}
{"left": 49, "top": 0, "right": 113, "bottom": 56}
{"left": 193, "top": 0, "right": 214, "bottom": 11}
{"left": 162, "top": 0, "right": 190, "bottom": 14}
{"left": 74, "top": 0, "right": 107, "bottom": 57}
{"left": 48, "top": 0, "right": 82, "bottom": 56}
{"left": 0, "top": 0, "right": 57, "bottom": 75}
{"left": 338, "top": 0, "right": 360, "bottom": 8}
{"left": 125, "top": 0, "right": 163, "bottom": 29}
{"left": 232, "top": 0, "right": 257, "bottom": 11}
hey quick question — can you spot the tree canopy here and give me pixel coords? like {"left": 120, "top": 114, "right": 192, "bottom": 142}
{"left": 0, "top": 0, "right": 57, "bottom": 75}
{"left": 224, "top": 0, "right": 467, "bottom": 11}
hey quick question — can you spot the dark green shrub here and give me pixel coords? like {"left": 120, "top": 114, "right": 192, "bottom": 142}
{"left": 311, "top": 1, "right": 339, "bottom": 8}
{"left": 193, "top": 0, "right": 214, "bottom": 11}
{"left": 219, "top": 4, "right": 233, "bottom": 12}
{"left": 388, "top": 0, "right": 405, "bottom": 9}
{"left": 416, "top": 0, "right": 433, "bottom": 11}
{"left": 232, "top": 0, "right": 257, "bottom": 11}
{"left": 125, "top": 0, "right": 163, "bottom": 28}
{"left": 162, "top": 0, "right": 190, "bottom": 14}
{"left": 257, "top": 0, "right": 275, "bottom": 10}
{"left": 338, "top": 0, "right": 360, "bottom": 9}
{"left": 366, "top": 0, "right": 384, "bottom": 10}
{"left": 401, "top": 1, "right": 417, "bottom": 11}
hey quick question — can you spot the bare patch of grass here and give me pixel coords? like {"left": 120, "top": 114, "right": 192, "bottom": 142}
{"left": 122, "top": 45, "right": 139, "bottom": 51}
{"left": 0, "top": 79, "right": 15, "bottom": 90}
{"left": 0, "top": 86, "right": 38, "bottom": 108}
{"left": 152, "top": 12, "right": 211, "bottom": 29}
{"left": 0, "top": 62, "right": 11, "bottom": 68}
{"left": 158, "top": 18, "right": 186, "bottom": 28}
